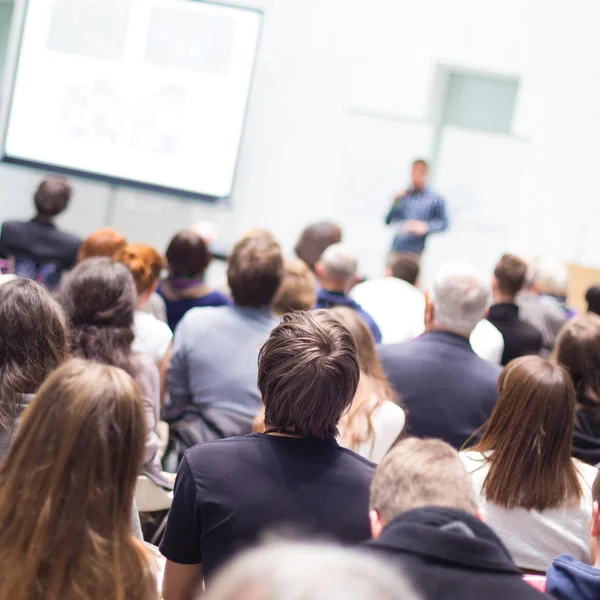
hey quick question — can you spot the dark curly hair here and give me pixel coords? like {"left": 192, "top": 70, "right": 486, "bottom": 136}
{"left": 57, "top": 258, "right": 138, "bottom": 376}
{"left": 0, "top": 279, "right": 69, "bottom": 430}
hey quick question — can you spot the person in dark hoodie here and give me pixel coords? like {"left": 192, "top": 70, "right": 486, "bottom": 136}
{"left": 546, "top": 470, "right": 600, "bottom": 599}
{"left": 315, "top": 243, "right": 382, "bottom": 342}
{"left": 554, "top": 313, "right": 600, "bottom": 465}
{"left": 362, "top": 437, "right": 547, "bottom": 600}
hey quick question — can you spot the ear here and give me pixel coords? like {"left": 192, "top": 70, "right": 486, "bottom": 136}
{"left": 591, "top": 502, "right": 600, "bottom": 537}
{"left": 384, "top": 266, "right": 392, "bottom": 278}
{"left": 424, "top": 290, "right": 434, "bottom": 328}
{"left": 369, "top": 509, "right": 384, "bottom": 539}
{"left": 491, "top": 276, "right": 499, "bottom": 294}
{"left": 315, "top": 262, "right": 324, "bottom": 279}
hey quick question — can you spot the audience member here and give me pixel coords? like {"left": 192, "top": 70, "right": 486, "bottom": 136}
{"left": 294, "top": 221, "right": 342, "bottom": 272}
{"left": 0, "top": 279, "right": 68, "bottom": 458}
{"left": 160, "top": 311, "right": 375, "bottom": 597}
{"left": 0, "top": 176, "right": 80, "bottom": 289}
{"left": 488, "top": 254, "right": 543, "bottom": 365}
{"left": 379, "top": 262, "right": 501, "bottom": 448}
{"left": 554, "top": 314, "right": 600, "bottom": 465}
{"left": 517, "top": 257, "right": 568, "bottom": 356}
{"left": 0, "top": 359, "right": 157, "bottom": 600}
{"left": 315, "top": 243, "right": 382, "bottom": 342}
{"left": 364, "top": 438, "right": 545, "bottom": 600}
{"left": 159, "top": 229, "right": 230, "bottom": 332}
{"left": 77, "top": 227, "right": 127, "bottom": 262}
{"left": 330, "top": 307, "right": 405, "bottom": 462}
{"left": 461, "top": 356, "right": 597, "bottom": 572}
{"left": 546, "top": 470, "right": 600, "bottom": 600}
{"left": 204, "top": 542, "right": 418, "bottom": 600}
{"left": 115, "top": 244, "right": 173, "bottom": 393}
{"left": 585, "top": 283, "right": 600, "bottom": 316}
{"left": 57, "top": 258, "right": 168, "bottom": 488}
{"left": 273, "top": 258, "right": 316, "bottom": 314}
{"left": 166, "top": 232, "right": 283, "bottom": 447}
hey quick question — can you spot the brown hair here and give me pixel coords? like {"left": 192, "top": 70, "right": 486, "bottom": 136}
{"left": 294, "top": 222, "right": 342, "bottom": 272}
{"left": 593, "top": 471, "right": 600, "bottom": 503}
{"left": 554, "top": 313, "right": 600, "bottom": 405}
{"left": 389, "top": 253, "right": 420, "bottom": 286}
{"left": 166, "top": 230, "right": 211, "bottom": 279}
{"left": 329, "top": 307, "right": 394, "bottom": 451}
{"left": 114, "top": 244, "right": 165, "bottom": 296}
{"left": 494, "top": 254, "right": 528, "bottom": 298}
{"left": 0, "top": 279, "right": 68, "bottom": 431}
{"left": 273, "top": 260, "right": 316, "bottom": 315}
{"left": 78, "top": 228, "right": 127, "bottom": 262}
{"left": 0, "top": 359, "right": 156, "bottom": 600}
{"left": 469, "top": 356, "right": 582, "bottom": 510}
{"left": 370, "top": 438, "right": 477, "bottom": 523}
{"left": 227, "top": 233, "right": 284, "bottom": 308}
{"left": 412, "top": 159, "right": 429, "bottom": 170}
{"left": 33, "top": 176, "right": 72, "bottom": 217}
{"left": 258, "top": 310, "right": 359, "bottom": 439}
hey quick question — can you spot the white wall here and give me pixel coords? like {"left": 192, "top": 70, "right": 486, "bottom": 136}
{"left": 0, "top": 0, "right": 597, "bottom": 282}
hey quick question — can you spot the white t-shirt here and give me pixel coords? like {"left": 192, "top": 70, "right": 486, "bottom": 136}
{"left": 133, "top": 310, "right": 173, "bottom": 365}
{"left": 460, "top": 450, "right": 597, "bottom": 571}
{"left": 469, "top": 319, "right": 504, "bottom": 365}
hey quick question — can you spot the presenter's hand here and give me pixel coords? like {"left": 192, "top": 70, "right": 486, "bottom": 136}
{"left": 393, "top": 190, "right": 407, "bottom": 204}
{"left": 403, "top": 220, "right": 429, "bottom": 236}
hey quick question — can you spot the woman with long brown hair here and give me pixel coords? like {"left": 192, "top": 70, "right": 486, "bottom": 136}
{"left": 0, "top": 359, "right": 157, "bottom": 600}
{"left": 554, "top": 313, "right": 600, "bottom": 465}
{"left": 330, "top": 307, "right": 405, "bottom": 462}
{"left": 460, "top": 356, "right": 597, "bottom": 572}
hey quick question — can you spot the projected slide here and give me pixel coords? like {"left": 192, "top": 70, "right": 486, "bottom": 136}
{"left": 1, "top": 0, "right": 262, "bottom": 200}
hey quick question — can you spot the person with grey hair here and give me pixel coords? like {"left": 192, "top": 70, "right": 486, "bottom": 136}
{"left": 362, "top": 438, "right": 546, "bottom": 600}
{"left": 315, "top": 243, "right": 382, "bottom": 342}
{"left": 204, "top": 541, "right": 419, "bottom": 600}
{"left": 378, "top": 262, "right": 502, "bottom": 449}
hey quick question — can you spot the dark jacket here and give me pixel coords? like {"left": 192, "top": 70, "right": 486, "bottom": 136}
{"left": 546, "top": 554, "right": 600, "bottom": 600}
{"left": 572, "top": 394, "right": 600, "bottom": 466}
{"left": 362, "top": 507, "right": 547, "bottom": 600}
{"left": 378, "top": 331, "right": 501, "bottom": 449}
{"left": 316, "top": 288, "right": 382, "bottom": 343}
{"left": 487, "top": 303, "right": 543, "bottom": 365}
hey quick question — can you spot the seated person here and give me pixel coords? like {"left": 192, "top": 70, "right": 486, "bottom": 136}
{"left": 586, "top": 283, "right": 600, "bottom": 317}
{"left": 315, "top": 243, "right": 382, "bottom": 342}
{"left": 0, "top": 176, "right": 80, "bottom": 289}
{"left": 159, "top": 229, "right": 230, "bottom": 332}
{"left": 461, "top": 356, "right": 597, "bottom": 572}
{"left": 378, "top": 262, "right": 502, "bottom": 449}
{"left": 546, "top": 470, "right": 600, "bottom": 600}
{"left": 160, "top": 311, "right": 375, "bottom": 599}
{"left": 294, "top": 221, "right": 342, "bottom": 273}
{"left": 488, "top": 254, "right": 543, "bottom": 365}
{"left": 364, "top": 438, "right": 545, "bottom": 600}
{"left": 77, "top": 227, "right": 126, "bottom": 262}
{"left": 273, "top": 259, "right": 316, "bottom": 315}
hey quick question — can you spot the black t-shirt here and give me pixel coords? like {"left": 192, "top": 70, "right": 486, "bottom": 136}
{"left": 159, "top": 433, "right": 375, "bottom": 582}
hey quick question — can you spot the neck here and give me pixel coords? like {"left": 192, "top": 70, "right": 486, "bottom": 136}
{"left": 34, "top": 213, "right": 54, "bottom": 223}
{"left": 493, "top": 293, "right": 515, "bottom": 304}
{"left": 426, "top": 324, "right": 470, "bottom": 340}
{"left": 320, "top": 280, "right": 349, "bottom": 295}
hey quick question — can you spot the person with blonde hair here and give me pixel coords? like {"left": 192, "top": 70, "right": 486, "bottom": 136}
{"left": 330, "top": 306, "right": 405, "bottom": 462}
{"left": 273, "top": 259, "right": 316, "bottom": 315}
{"left": 0, "top": 359, "right": 157, "bottom": 600}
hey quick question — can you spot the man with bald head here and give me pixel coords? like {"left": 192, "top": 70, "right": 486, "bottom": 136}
{"left": 315, "top": 243, "right": 382, "bottom": 342}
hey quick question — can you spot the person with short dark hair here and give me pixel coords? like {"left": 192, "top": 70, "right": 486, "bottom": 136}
{"left": 166, "top": 232, "right": 284, "bottom": 448}
{"left": 159, "top": 230, "right": 230, "bottom": 331}
{"left": 294, "top": 221, "right": 342, "bottom": 272}
{"left": 160, "top": 311, "right": 376, "bottom": 599}
{"left": 585, "top": 283, "right": 600, "bottom": 316}
{"left": 487, "top": 254, "right": 543, "bottom": 365}
{"left": 385, "top": 159, "right": 448, "bottom": 256}
{"left": 363, "top": 438, "right": 545, "bottom": 600}
{"left": 0, "top": 176, "right": 81, "bottom": 289}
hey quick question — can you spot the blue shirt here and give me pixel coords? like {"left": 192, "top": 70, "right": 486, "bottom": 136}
{"left": 385, "top": 188, "right": 448, "bottom": 254}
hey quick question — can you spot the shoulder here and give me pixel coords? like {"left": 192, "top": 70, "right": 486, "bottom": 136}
{"left": 378, "top": 340, "right": 414, "bottom": 360}
{"left": 374, "top": 401, "right": 406, "bottom": 430}
{"left": 184, "top": 434, "right": 267, "bottom": 469}
{"left": 459, "top": 450, "right": 489, "bottom": 473}
{"left": 574, "top": 459, "right": 598, "bottom": 488}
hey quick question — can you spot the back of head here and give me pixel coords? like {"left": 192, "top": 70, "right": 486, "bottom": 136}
{"left": 370, "top": 438, "right": 477, "bottom": 524}
{"left": 294, "top": 221, "right": 342, "bottom": 272}
{"left": 0, "top": 279, "right": 68, "bottom": 429}
{"left": 389, "top": 253, "right": 420, "bottom": 286}
{"left": 318, "top": 243, "right": 358, "bottom": 285}
{"left": 273, "top": 259, "right": 316, "bottom": 315}
{"left": 78, "top": 228, "right": 127, "bottom": 262}
{"left": 114, "top": 243, "right": 165, "bottom": 296}
{"left": 166, "top": 229, "right": 211, "bottom": 279}
{"left": 554, "top": 313, "right": 600, "bottom": 404}
{"left": 493, "top": 253, "right": 528, "bottom": 299}
{"left": 586, "top": 283, "right": 600, "bottom": 316}
{"left": 473, "top": 355, "right": 581, "bottom": 510}
{"left": 430, "top": 262, "right": 491, "bottom": 336}
{"left": 531, "top": 256, "right": 569, "bottom": 299}
{"left": 205, "top": 542, "right": 417, "bottom": 600}
{"left": 227, "top": 232, "right": 284, "bottom": 308}
{"left": 258, "top": 310, "right": 359, "bottom": 439}
{"left": 33, "top": 176, "right": 73, "bottom": 217}
{"left": 0, "top": 359, "right": 155, "bottom": 600}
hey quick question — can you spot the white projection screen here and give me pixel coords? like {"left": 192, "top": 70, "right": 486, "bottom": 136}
{"left": 0, "top": 0, "right": 262, "bottom": 202}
